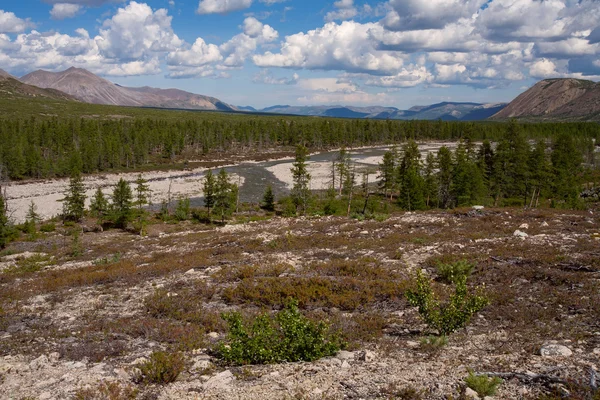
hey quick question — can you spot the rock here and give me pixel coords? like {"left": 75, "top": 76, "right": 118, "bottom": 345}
{"left": 29, "top": 355, "right": 49, "bottom": 370}
{"left": 513, "top": 230, "right": 529, "bottom": 238}
{"left": 192, "top": 359, "right": 213, "bottom": 371}
{"left": 204, "top": 370, "right": 234, "bottom": 390}
{"left": 541, "top": 221, "right": 549, "bottom": 227}
{"left": 406, "top": 341, "right": 419, "bottom": 348}
{"left": 341, "top": 360, "right": 350, "bottom": 369}
{"left": 465, "top": 387, "right": 480, "bottom": 399}
{"left": 207, "top": 332, "right": 219, "bottom": 339}
{"left": 540, "top": 344, "right": 573, "bottom": 357}
{"left": 472, "top": 206, "right": 485, "bottom": 210}
{"left": 39, "top": 392, "right": 52, "bottom": 400}
{"left": 360, "top": 231, "right": 369, "bottom": 235}
{"left": 48, "top": 352, "right": 60, "bottom": 363}
{"left": 519, "top": 223, "right": 529, "bottom": 229}
{"left": 185, "top": 268, "right": 196, "bottom": 275}
{"left": 336, "top": 350, "right": 355, "bottom": 360}
{"left": 358, "top": 350, "right": 376, "bottom": 362}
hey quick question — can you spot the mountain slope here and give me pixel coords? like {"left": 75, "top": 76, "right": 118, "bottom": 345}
{"left": 491, "top": 78, "right": 600, "bottom": 121}
{"left": 21, "top": 67, "right": 236, "bottom": 112}
{"left": 0, "top": 69, "right": 77, "bottom": 102}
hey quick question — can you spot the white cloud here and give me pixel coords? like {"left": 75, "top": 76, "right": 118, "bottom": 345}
{"left": 253, "top": 21, "right": 405, "bottom": 75}
{"left": 529, "top": 59, "right": 559, "bottom": 79}
{"left": 167, "top": 37, "right": 222, "bottom": 66}
{"left": 535, "top": 38, "right": 599, "bottom": 58}
{"left": 197, "top": 0, "right": 253, "bottom": 15}
{"left": 96, "top": 1, "right": 182, "bottom": 62}
{"left": 363, "top": 65, "right": 433, "bottom": 88}
{"left": 297, "top": 91, "right": 390, "bottom": 106}
{"left": 259, "top": 0, "right": 287, "bottom": 4}
{"left": 50, "top": 4, "right": 83, "bottom": 20}
{"left": 297, "top": 77, "right": 357, "bottom": 93}
{"left": 325, "top": 0, "right": 358, "bottom": 22}
{"left": 219, "top": 17, "right": 278, "bottom": 67}
{"left": 383, "top": 0, "right": 486, "bottom": 31}
{"left": 0, "top": 10, "right": 34, "bottom": 33}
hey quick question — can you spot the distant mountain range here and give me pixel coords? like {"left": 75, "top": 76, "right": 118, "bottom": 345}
{"left": 246, "top": 102, "right": 507, "bottom": 121}
{"left": 20, "top": 67, "right": 237, "bottom": 112}
{"left": 491, "top": 78, "right": 600, "bottom": 121}
{"left": 0, "top": 68, "right": 78, "bottom": 102}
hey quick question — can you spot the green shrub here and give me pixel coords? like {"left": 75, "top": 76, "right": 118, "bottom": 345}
{"left": 465, "top": 372, "right": 503, "bottom": 397}
{"left": 419, "top": 335, "right": 448, "bottom": 352}
{"left": 217, "top": 299, "right": 344, "bottom": 365}
{"left": 74, "top": 381, "right": 138, "bottom": 400}
{"left": 39, "top": 222, "right": 56, "bottom": 233}
{"left": 135, "top": 351, "right": 185, "bottom": 384}
{"left": 436, "top": 260, "right": 474, "bottom": 284}
{"left": 406, "top": 271, "right": 488, "bottom": 336}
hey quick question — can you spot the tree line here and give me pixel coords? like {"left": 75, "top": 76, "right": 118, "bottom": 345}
{"left": 0, "top": 116, "right": 598, "bottom": 180}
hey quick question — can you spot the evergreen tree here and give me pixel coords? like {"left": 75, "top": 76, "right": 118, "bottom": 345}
{"left": 62, "top": 170, "right": 87, "bottom": 222}
{"left": 423, "top": 152, "right": 438, "bottom": 208}
{"left": 336, "top": 147, "right": 352, "bottom": 196}
{"left": 134, "top": 174, "right": 152, "bottom": 212}
{"left": 203, "top": 169, "right": 216, "bottom": 217}
{"left": 262, "top": 185, "right": 276, "bottom": 212}
{"left": 111, "top": 178, "right": 133, "bottom": 228}
{"left": 477, "top": 140, "right": 494, "bottom": 191}
{"left": 451, "top": 141, "right": 485, "bottom": 206}
{"left": 378, "top": 146, "right": 398, "bottom": 199}
{"left": 491, "top": 121, "right": 530, "bottom": 205}
{"left": 551, "top": 133, "right": 583, "bottom": 206}
{"left": 0, "top": 186, "right": 11, "bottom": 249}
{"left": 437, "top": 146, "right": 453, "bottom": 208}
{"left": 90, "top": 187, "right": 109, "bottom": 224}
{"left": 26, "top": 200, "right": 41, "bottom": 225}
{"left": 175, "top": 197, "right": 191, "bottom": 221}
{"left": 397, "top": 141, "right": 425, "bottom": 210}
{"left": 290, "top": 145, "right": 311, "bottom": 216}
{"left": 527, "top": 140, "right": 550, "bottom": 207}
{"left": 214, "top": 169, "right": 234, "bottom": 223}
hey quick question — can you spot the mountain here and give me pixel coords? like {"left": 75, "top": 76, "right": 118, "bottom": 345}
{"left": 491, "top": 78, "right": 600, "bottom": 121}
{"left": 258, "top": 102, "right": 506, "bottom": 121}
{"left": 20, "top": 67, "right": 236, "bottom": 112}
{"left": 237, "top": 105, "right": 257, "bottom": 112}
{"left": 0, "top": 69, "right": 77, "bottom": 101}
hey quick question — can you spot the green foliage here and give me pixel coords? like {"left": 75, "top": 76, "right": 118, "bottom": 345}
{"left": 61, "top": 171, "right": 87, "bottom": 222}
{"left": 0, "top": 187, "right": 11, "bottom": 249}
{"left": 436, "top": 260, "right": 474, "bottom": 284}
{"left": 291, "top": 145, "right": 311, "bottom": 216}
{"left": 134, "top": 174, "right": 152, "bottom": 211}
{"left": 203, "top": 169, "right": 216, "bottom": 217}
{"left": 419, "top": 335, "right": 448, "bottom": 352}
{"left": 70, "top": 229, "right": 83, "bottom": 257}
{"left": 110, "top": 178, "right": 133, "bottom": 229}
{"left": 261, "top": 184, "right": 276, "bottom": 212}
{"left": 73, "top": 381, "right": 138, "bottom": 400}
{"left": 40, "top": 222, "right": 56, "bottom": 233}
{"left": 217, "top": 299, "right": 344, "bottom": 365}
{"left": 406, "top": 271, "right": 488, "bottom": 336}
{"left": 213, "top": 169, "right": 235, "bottom": 223}
{"left": 89, "top": 188, "right": 109, "bottom": 223}
{"left": 136, "top": 351, "right": 185, "bottom": 385}
{"left": 174, "top": 197, "right": 191, "bottom": 221}
{"left": 465, "top": 372, "right": 503, "bottom": 397}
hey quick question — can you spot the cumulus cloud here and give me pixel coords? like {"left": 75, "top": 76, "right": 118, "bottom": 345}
{"left": 97, "top": 1, "right": 182, "bottom": 61}
{"left": 362, "top": 65, "right": 433, "bottom": 88}
{"left": 383, "top": 0, "right": 486, "bottom": 31}
{"left": 253, "top": 21, "right": 405, "bottom": 75}
{"left": 50, "top": 3, "right": 83, "bottom": 20}
{"left": 259, "top": 0, "right": 287, "bottom": 4}
{"left": 297, "top": 91, "right": 390, "bottom": 106}
{"left": 325, "top": 0, "right": 358, "bottom": 22}
{"left": 529, "top": 59, "right": 560, "bottom": 79}
{"left": 197, "top": 0, "right": 252, "bottom": 15}
{"left": 167, "top": 38, "right": 222, "bottom": 66}
{"left": 0, "top": 10, "right": 35, "bottom": 33}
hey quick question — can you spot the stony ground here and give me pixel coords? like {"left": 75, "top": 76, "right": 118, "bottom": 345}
{"left": 0, "top": 206, "right": 599, "bottom": 399}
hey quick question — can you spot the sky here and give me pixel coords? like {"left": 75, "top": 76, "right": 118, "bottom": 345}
{"left": 0, "top": 0, "right": 599, "bottom": 109}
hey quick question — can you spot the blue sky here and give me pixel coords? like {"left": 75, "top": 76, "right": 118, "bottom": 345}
{"left": 0, "top": 0, "right": 599, "bottom": 109}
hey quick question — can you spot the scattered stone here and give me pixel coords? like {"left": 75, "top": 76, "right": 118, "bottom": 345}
{"left": 540, "top": 344, "right": 573, "bottom": 357}
{"left": 207, "top": 332, "right": 219, "bottom": 339}
{"left": 541, "top": 221, "right": 549, "bottom": 227}
{"left": 48, "top": 352, "right": 60, "bottom": 363}
{"left": 406, "top": 341, "right": 420, "bottom": 348}
{"left": 464, "top": 387, "right": 480, "bottom": 399}
{"left": 29, "top": 355, "right": 49, "bottom": 370}
{"left": 341, "top": 360, "right": 350, "bottom": 369}
{"left": 513, "top": 230, "right": 529, "bottom": 238}
{"left": 185, "top": 268, "right": 196, "bottom": 275}
{"left": 519, "top": 223, "right": 529, "bottom": 229}
{"left": 336, "top": 351, "right": 355, "bottom": 360}
{"left": 204, "top": 370, "right": 234, "bottom": 391}
{"left": 472, "top": 206, "right": 485, "bottom": 210}
{"left": 358, "top": 350, "right": 376, "bottom": 362}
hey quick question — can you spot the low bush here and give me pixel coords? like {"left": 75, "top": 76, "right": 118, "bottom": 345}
{"left": 465, "top": 372, "right": 503, "bottom": 397}
{"left": 135, "top": 351, "right": 185, "bottom": 384}
{"left": 39, "top": 222, "right": 56, "bottom": 233}
{"left": 73, "top": 381, "right": 138, "bottom": 400}
{"left": 217, "top": 299, "right": 344, "bottom": 365}
{"left": 419, "top": 335, "right": 448, "bottom": 353}
{"left": 436, "top": 259, "right": 474, "bottom": 284}
{"left": 406, "top": 271, "right": 488, "bottom": 336}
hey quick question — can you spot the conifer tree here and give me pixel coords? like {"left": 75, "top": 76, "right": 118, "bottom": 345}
{"left": 397, "top": 140, "right": 425, "bottom": 210}
{"left": 262, "top": 184, "right": 276, "bottom": 212}
{"left": 0, "top": 186, "right": 11, "bottom": 249}
{"left": 62, "top": 170, "right": 87, "bottom": 222}
{"left": 378, "top": 146, "right": 398, "bottom": 199}
{"left": 527, "top": 140, "right": 550, "bottom": 207}
{"left": 134, "top": 174, "right": 152, "bottom": 212}
{"left": 491, "top": 121, "right": 530, "bottom": 205}
{"left": 214, "top": 169, "right": 234, "bottom": 223}
{"left": 423, "top": 152, "right": 438, "bottom": 208}
{"left": 90, "top": 187, "right": 109, "bottom": 224}
{"left": 336, "top": 147, "right": 352, "bottom": 196}
{"left": 203, "top": 169, "right": 216, "bottom": 218}
{"left": 111, "top": 178, "right": 133, "bottom": 229}
{"left": 551, "top": 133, "right": 583, "bottom": 206}
{"left": 291, "top": 145, "right": 311, "bottom": 216}
{"left": 437, "top": 146, "right": 453, "bottom": 208}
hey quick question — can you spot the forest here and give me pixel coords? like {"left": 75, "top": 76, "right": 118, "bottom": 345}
{"left": 0, "top": 110, "right": 599, "bottom": 180}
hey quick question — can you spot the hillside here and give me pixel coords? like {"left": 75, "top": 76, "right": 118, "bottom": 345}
{"left": 491, "top": 78, "right": 600, "bottom": 121}
{"left": 20, "top": 67, "right": 236, "bottom": 112}
{"left": 0, "top": 69, "right": 77, "bottom": 102}
{"left": 259, "top": 102, "right": 506, "bottom": 121}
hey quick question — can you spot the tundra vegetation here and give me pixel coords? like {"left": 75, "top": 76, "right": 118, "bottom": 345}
{"left": 0, "top": 100, "right": 599, "bottom": 399}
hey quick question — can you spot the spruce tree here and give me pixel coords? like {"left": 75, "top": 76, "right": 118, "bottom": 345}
{"left": 527, "top": 140, "right": 550, "bottom": 207}
{"left": 62, "top": 170, "right": 87, "bottom": 222}
{"left": 290, "top": 145, "right": 311, "bottom": 216}
{"left": 437, "top": 146, "right": 453, "bottom": 208}
{"left": 423, "top": 152, "right": 439, "bottom": 208}
{"left": 491, "top": 121, "right": 530, "bottom": 205}
{"left": 551, "top": 133, "right": 583, "bottom": 206}
{"left": 262, "top": 185, "right": 276, "bottom": 212}
{"left": 378, "top": 147, "right": 397, "bottom": 199}
{"left": 90, "top": 188, "right": 109, "bottom": 224}
{"left": 214, "top": 169, "right": 234, "bottom": 223}
{"left": 0, "top": 186, "right": 11, "bottom": 249}
{"left": 203, "top": 169, "right": 216, "bottom": 218}
{"left": 134, "top": 174, "right": 152, "bottom": 212}
{"left": 111, "top": 178, "right": 133, "bottom": 229}
{"left": 397, "top": 140, "right": 425, "bottom": 210}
